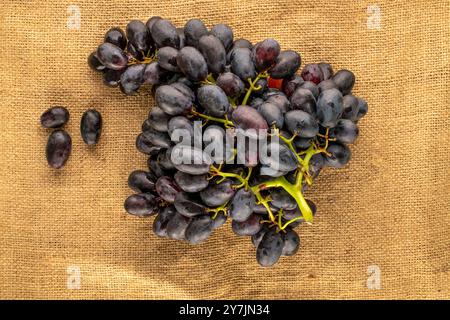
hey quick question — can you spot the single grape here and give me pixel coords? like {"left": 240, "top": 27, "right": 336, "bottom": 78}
{"left": 136, "top": 133, "right": 162, "bottom": 155}
{"left": 80, "top": 109, "right": 102, "bottom": 145}
{"left": 119, "top": 64, "right": 146, "bottom": 95}
{"left": 355, "top": 97, "right": 368, "bottom": 121}
{"left": 171, "top": 81, "right": 195, "bottom": 101}
{"left": 332, "top": 69, "right": 355, "bottom": 95}
{"left": 150, "top": 18, "right": 180, "bottom": 48}
{"left": 317, "top": 79, "right": 338, "bottom": 94}
{"left": 318, "top": 62, "right": 334, "bottom": 80}
{"left": 124, "top": 193, "right": 157, "bottom": 217}
{"left": 126, "top": 20, "right": 150, "bottom": 53}
{"left": 231, "top": 105, "right": 269, "bottom": 133}
{"left": 155, "top": 176, "right": 181, "bottom": 203}
{"left": 87, "top": 51, "right": 106, "bottom": 72}
{"left": 290, "top": 88, "right": 317, "bottom": 115}
{"left": 167, "top": 116, "right": 194, "bottom": 143}
{"left": 155, "top": 85, "right": 193, "bottom": 116}
{"left": 324, "top": 142, "right": 351, "bottom": 168}
{"left": 185, "top": 215, "right": 214, "bottom": 244}
{"left": 210, "top": 24, "right": 234, "bottom": 50}
{"left": 128, "top": 170, "right": 156, "bottom": 193}
{"left": 102, "top": 68, "right": 123, "bottom": 87}
{"left": 141, "top": 129, "right": 171, "bottom": 149}
{"left": 316, "top": 88, "right": 344, "bottom": 128}
{"left": 96, "top": 43, "right": 128, "bottom": 71}
{"left": 284, "top": 110, "right": 319, "bottom": 138}
{"left": 250, "top": 97, "right": 265, "bottom": 109}
{"left": 251, "top": 225, "right": 269, "bottom": 247}
{"left": 270, "top": 189, "right": 297, "bottom": 210}
{"left": 256, "top": 229, "right": 284, "bottom": 267}
{"left": 197, "top": 85, "right": 230, "bottom": 117}
{"left": 232, "top": 214, "right": 262, "bottom": 236}
{"left": 216, "top": 72, "right": 245, "bottom": 98}
{"left": 174, "top": 192, "right": 207, "bottom": 218}
{"left": 147, "top": 107, "right": 169, "bottom": 132}
{"left": 143, "top": 62, "right": 170, "bottom": 85}
{"left": 174, "top": 171, "right": 209, "bottom": 193}
{"left": 176, "top": 46, "right": 208, "bottom": 81}
{"left": 258, "top": 102, "right": 284, "bottom": 128}
{"left": 332, "top": 119, "right": 359, "bottom": 144}
{"left": 260, "top": 141, "right": 298, "bottom": 172}
{"left": 308, "top": 153, "right": 324, "bottom": 178}
{"left": 269, "top": 50, "right": 301, "bottom": 79}
{"left": 230, "top": 48, "right": 256, "bottom": 80}
{"left": 40, "top": 106, "right": 69, "bottom": 128}
{"left": 46, "top": 129, "right": 72, "bottom": 169}
{"left": 301, "top": 63, "right": 324, "bottom": 85}
{"left": 146, "top": 16, "right": 161, "bottom": 35}
{"left": 184, "top": 19, "right": 208, "bottom": 48}
{"left": 341, "top": 94, "right": 359, "bottom": 122}
{"left": 252, "top": 38, "right": 280, "bottom": 71}
{"left": 198, "top": 34, "right": 226, "bottom": 74}
{"left": 229, "top": 188, "right": 256, "bottom": 222}
{"left": 157, "top": 47, "right": 180, "bottom": 72}
{"left": 171, "top": 145, "right": 212, "bottom": 175}
{"left": 200, "top": 178, "right": 235, "bottom": 207}
{"left": 157, "top": 148, "right": 176, "bottom": 170}
{"left": 153, "top": 205, "right": 177, "bottom": 237}
{"left": 166, "top": 212, "right": 191, "bottom": 240}
{"left": 281, "top": 228, "right": 300, "bottom": 256}
{"left": 293, "top": 137, "right": 312, "bottom": 150}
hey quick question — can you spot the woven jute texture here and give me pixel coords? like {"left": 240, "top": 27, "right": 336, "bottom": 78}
{"left": 0, "top": 0, "right": 449, "bottom": 300}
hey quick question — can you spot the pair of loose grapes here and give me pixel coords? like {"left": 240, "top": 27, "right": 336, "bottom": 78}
{"left": 89, "top": 16, "right": 368, "bottom": 267}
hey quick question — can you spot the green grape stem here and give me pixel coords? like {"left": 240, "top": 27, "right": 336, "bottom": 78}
{"left": 241, "top": 71, "right": 269, "bottom": 106}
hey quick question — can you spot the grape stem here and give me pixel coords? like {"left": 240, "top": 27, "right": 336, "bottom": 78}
{"left": 190, "top": 110, "right": 234, "bottom": 128}
{"left": 241, "top": 71, "right": 269, "bottom": 106}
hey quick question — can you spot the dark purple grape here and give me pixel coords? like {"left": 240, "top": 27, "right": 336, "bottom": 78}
{"left": 126, "top": 42, "right": 145, "bottom": 61}
{"left": 126, "top": 20, "right": 150, "bottom": 53}
{"left": 203, "top": 125, "right": 231, "bottom": 163}
{"left": 282, "top": 207, "right": 302, "bottom": 221}
{"left": 197, "top": 85, "right": 230, "bottom": 117}
{"left": 232, "top": 214, "right": 262, "bottom": 236}
{"left": 176, "top": 28, "right": 186, "bottom": 48}
{"left": 317, "top": 79, "right": 338, "bottom": 94}
{"left": 155, "top": 176, "right": 181, "bottom": 203}
{"left": 171, "top": 145, "right": 212, "bottom": 175}
{"left": 299, "top": 81, "right": 319, "bottom": 99}
{"left": 301, "top": 63, "right": 324, "bottom": 85}
{"left": 252, "top": 38, "right": 280, "bottom": 71}
{"left": 146, "top": 16, "right": 161, "bottom": 35}
{"left": 150, "top": 18, "right": 180, "bottom": 48}
{"left": 80, "top": 109, "right": 102, "bottom": 145}
{"left": 124, "top": 193, "right": 157, "bottom": 217}
{"left": 141, "top": 129, "right": 171, "bottom": 149}
{"left": 282, "top": 75, "right": 304, "bottom": 98}
{"left": 256, "top": 229, "right": 284, "bottom": 267}
{"left": 260, "top": 141, "right": 298, "bottom": 173}
{"left": 176, "top": 46, "right": 208, "bottom": 81}
{"left": 184, "top": 19, "right": 208, "bottom": 48}
{"left": 231, "top": 105, "right": 269, "bottom": 132}
{"left": 332, "top": 69, "right": 355, "bottom": 95}
{"left": 128, "top": 170, "right": 156, "bottom": 193}
{"left": 216, "top": 72, "right": 245, "bottom": 98}
{"left": 341, "top": 94, "right": 359, "bottom": 121}
{"left": 147, "top": 107, "right": 169, "bottom": 132}
{"left": 316, "top": 88, "right": 343, "bottom": 128}
{"left": 143, "top": 62, "right": 169, "bottom": 85}
{"left": 356, "top": 97, "right": 368, "bottom": 121}
{"left": 231, "top": 39, "right": 253, "bottom": 50}
{"left": 230, "top": 48, "right": 256, "bottom": 80}
{"left": 229, "top": 188, "right": 256, "bottom": 222}
{"left": 318, "top": 62, "right": 334, "bottom": 80}
{"left": 308, "top": 153, "right": 324, "bottom": 178}
{"left": 167, "top": 116, "right": 194, "bottom": 143}
{"left": 185, "top": 215, "right": 213, "bottom": 244}
{"left": 210, "top": 24, "right": 234, "bottom": 50}
{"left": 171, "top": 81, "right": 195, "bottom": 101}
{"left": 153, "top": 205, "right": 176, "bottom": 237}
{"left": 136, "top": 133, "right": 163, "bottom": 155}
{"left": 269, "top": 50, "right": 301, "bottom": 79}
{"left": 157, "top": 148, "right": 176, "bottom": 170}
{"left": 293, "top": 137, "right": 312, "bottom": 150}
{"left": 284, "top": 110, "right": 319, "bottom": 138}
{"left": 211, "top": 212, "right": 227, "bottom": 229}
{"left": 174, "top": 192, "right": 206, "bottom": 217}
{"left": 270, "top": 189, "right": 297, "bottom": 210}
{"left": 40, "top": 106, "right": 69, "bottom": 128}
{"left": 332, "top": 119, "right": 359, "bottom": 144}
{"left": 102, "top": 68, "right": 123, "bottom": 87}
{"left": 324, "top": 142, "right": 351, "bottom": 168}
{"left": 96, "top": 43, "right": 128, "bottom": 71}
{"left": 174, "top": 171, "right": 208, "bottom": 193}
{"left": 147, "top": 156, "right": 166, "bottom": 176}
{"left": 46, "top": 129, "right": 72, "bottom": 169}
{"left": 253, "top": 78, "right": 268, "bottom": 96}
{"left": 157, "top": 47, "right": 180, "bottom": 72}
{"left": 258, "top": 102, "right": 284, "bottom": 128}
{"left": 251, "top": 225, "right": 269, "bottom": 247}
{"left": 198, "top": 34, "right": 226, "bottom": 74}
{"left": 87, "top": 51, "right": 105, "bottom": 72}
{"left": 119, "top": 64, "right": 146, "bottom": 95}
{"left": 290, "top": 88, "right": 317, "bottom": 115}
{"left": 166, "top": 212, "right": 191, "bottom": 240}
{"left": 200, "top": 178, "right": 235, "bottom": 207}
{"left": 250, "top": 97, "right": 265, "bottom": 109}
{"left": 281, "top": 228, "right": 300, "bottom": 256}
{"left": 155, "top": 85, "right": 193, "bottom": 115}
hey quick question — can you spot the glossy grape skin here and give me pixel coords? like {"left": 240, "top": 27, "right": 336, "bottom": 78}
{"left": 153, "top": 205, "right": 177, "bottom": 237}
{"left": 299, "top": 81, "right": 319, "bottom": 99}
{"left": 301, "top": 63, "right": 324, "bottom": 85}
{"left": 332, "top": 119, "right": 359, "bottom": 144}
{"left": 284, "top": 110, "right": 319, "bottom": 138}
{"left": 155, "top": 176, "right": 181, "bottom": 203}
{"left": 128, "top": 170, "right": 156, "bottom": 193}
{"left": 232, "top": 214, "right": 262, "bottom": 236}
{"left": 229, "top": 188, "right": 256, "bottom": 222}
{"left": 126, "top": 20, "right": 150, "bottom": 52}
{"left": 185, "top": 215, "right": 214, "bottom": 244}
{"left": 146, "top": 16, "right": 162, "bottom": 36}
{"left": 231, "top": 38, "right": 253, "bottom": 50}
{"left": 200, "top": 178, "right": 235, "bottom": 207}
{"left": 282, "top": 207, "right": 302, "bottom": 221}
{"left": 282, "top": 75, "right": 304, "bottom": 97}
{"left": 210, "top": 24, "right": 234, "bottom": 50}
{"left": 141, "top": 129, "right": 171, "bottom": 149}
{"left": 136, "top": 133, "right": 162, "bottom": 155}
{"left": 155, "top": 85, "right": 192, "bottom": 115}
{"left": 80, "top": 109, "right": 102, "bottom": 145}
{"left": 259, "top": 165, "right": 286, "bottom": 178}
{"left": 197, "top": 85, "right": 230, "bottom": 117}
{"left": 265, "top": 93, "right": 290, "bottom": 113}
{"left": 124, "top": 193, "right": 157, "bottom": 217}
{"left": 281, "top": 228, "right": 300, "bottom": 256}
{"left": 171, "top": 81, "right": 195, "bottom": 101}
{"left": 46, "top": 129, "right": 72, "bottom": 169}
{"left": 147, "top": 107, "right": 169, "bottom": 132}
{"left": 269, "top": 50, "right": 301, "bottom": 79}
{"left": 143, "top": 62, "right": 170, "bottom": 85}
{"left": 150, "top": 18, "right": 180, "bottom": 48}
{"left": 260, "top": 141, "right": 298, "bottom": 173}
{"left": 96, "top": 43, "right": 128, "bottom": 71}
{"left": 317, "top": 79, "right": 338, "bottom": 94}
{"left": 332, "top": 69, "right": 355, "bottom": 95}
{"left": 184, "top": 19, "right": 208, "bottom": 48}
{"left": 270, "top": 189, "right": 297, "bottom": 210}
{"left": 316, "top": 88, "right": 344, "bottom": 128}
{"left": 87, "top": 52, "right": 106, "bottom": 72}
{"left": 230, "top": 48, "right": 256, "bottom": 80}
{"left": 318, "top": 62, "right": 334, "bottom": 80}
{"left": 203, "top": 125, "right": 230, "bottom": 163}
{"left": 308, "top": 153, "right": 324, "bottom": 178}
{"left": 256, "top": 229, "right": 284, "bottom": 267}
{"left": 126, "top": 42, "right": 145, "bottom": 61}
{"left": 211, "top": 212, "right": 227, "bottom": 229}
{"left": 176, "top": 46, "right": 208, "bottom": 81}
{"left": 157, "top": 148, "right": 176, "bottom": 170}
{"left": 166, "top": 212, "right": 191, "bottom": 240}
{"left": 174, "top": 171, "right": 209, "bottom": 193}
{"left": 157, "top": 47, "right": 180, "bottom": 72}
{"left": 173, "top": 192, "right": 206, "bottom": 217}
{"left": 167, "top": 116, "right": 194, "bottom": 143}
{"left": 258, "top": 102, "right": 284, "bottom": 128}
{"left": 40, "top": 106, "right": 69, "bottom": 128}
{"left": 325, "top": 142, "right": 351, "bottom": 168}
{"left": 251, "top": 225, "right": 269, "bottom": 247}
{"left": 147, "top": 157, "right": 166, "bottom": 177}
{"left": 231, "top": 105, "right": 269, "bottom": 132}
{"left": 198, "top": 35, "right": 227, "bottom": 74}
{"left": 290, "top": 88, "right": 317, "bottom": 115}
{"left": 341, "top": 94, "right": 359, "bottom": 121}
{"left": 119, "top": 64, "right": 146, "bottom": 95}
{"left": 102, "top": 68, "right": 123, "bottom": 87}
{"left": 252, "top": 38, "right": 280, "bottom": 71}
{"left": 355, "top": 98, "right": 368, "bottom": 121}
{"left": 216, "top": 72, "right": 245, "bottom": 98}
{"left": 171, "top": 145, "right": 212, "bottom": 175}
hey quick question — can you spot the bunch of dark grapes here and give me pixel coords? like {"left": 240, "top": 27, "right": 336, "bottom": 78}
{"left": 89, "top": 17, "right": 368, "bottom": 267}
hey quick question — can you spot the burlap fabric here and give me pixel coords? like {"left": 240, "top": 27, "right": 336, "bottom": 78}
{"left": 0, "top": 0, "right": 449, "bottom": 300}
